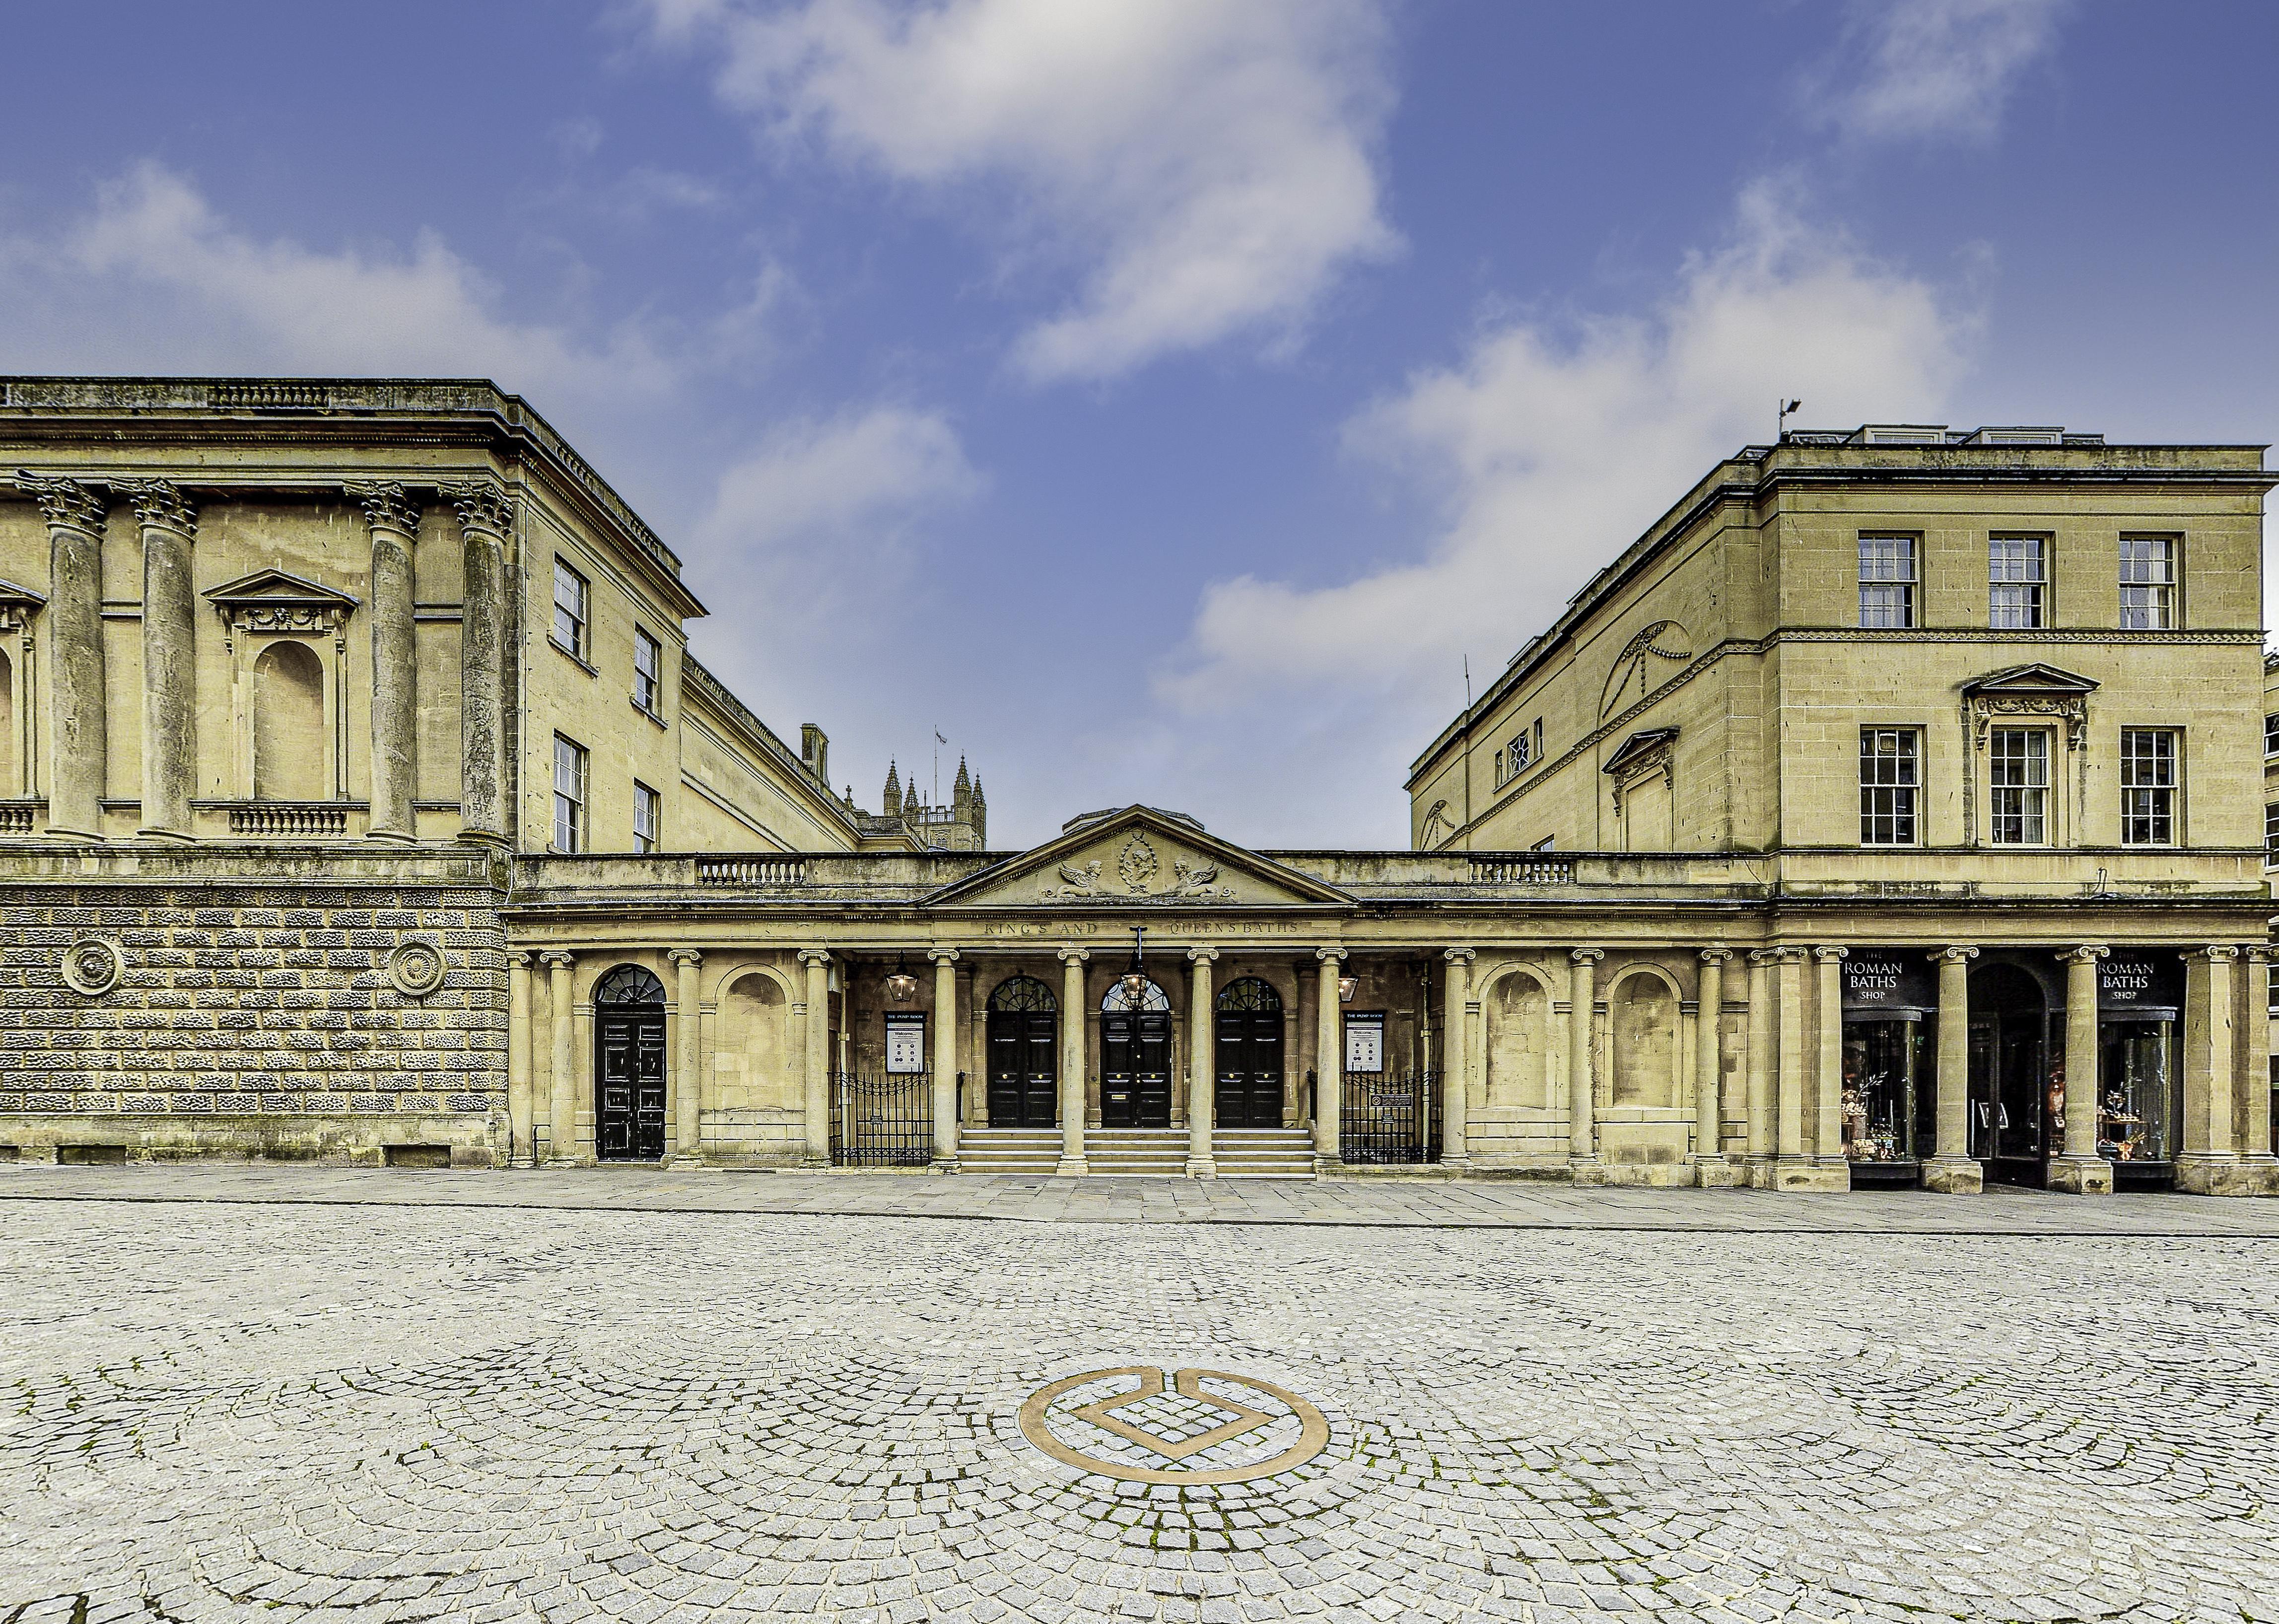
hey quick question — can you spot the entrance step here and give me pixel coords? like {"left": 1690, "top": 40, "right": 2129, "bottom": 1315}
{"left": 955, "top": 1129, "right": 1061, "bottom": 1176}
{"left": 953, "top": 1126, "right": 1317, "bottom": 1178}
{"left": 1212, "top": 1128, "right": 1317, "bottom": 1180}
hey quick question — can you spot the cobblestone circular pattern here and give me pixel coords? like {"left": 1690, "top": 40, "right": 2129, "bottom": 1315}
{"left": 5, "top": 1202, "right": 2279, "bottom": 1622}
{"left": 1019, "top": 1365, "right": 1331, "bottom": 1484}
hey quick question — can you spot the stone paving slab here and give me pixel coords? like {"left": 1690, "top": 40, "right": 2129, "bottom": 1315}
{"left": 2, "top": 1199, "right": 2277, "bottom": 1624}
{"left": 8, "top": 1161, "right": 2279, "bottom": 1233}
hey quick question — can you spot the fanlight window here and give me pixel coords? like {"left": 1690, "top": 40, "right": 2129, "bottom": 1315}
{"left": 594, "top": 964, "right": 667, "bottom": 1005}
{"left": 989, "top": 975, "right": 1057, "bottom": 1013}
{"left": 1215, "top": 977, "right": 1281, "bottom": 1013}
{"left": 1101, "top": 978, "right": 1171, "bottom": 1013}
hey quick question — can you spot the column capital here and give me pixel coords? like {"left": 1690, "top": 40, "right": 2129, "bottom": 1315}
{"left": 440, "top": 480, "right": 515, "bottom": 540}
{"left": 114, "top": 477, "right": 198, "bottom": 540}
{"left": 1746, "top": 947, "right": 1780, "bottom": 965}
{"left": 1444, "top": 947, "right": 1477, "bottom": 966}
{"left": 2199, "top": 944, "right": 2242, "bottom": 962}
{"left": 345, "top": 479, "right": 420, "bottom": 539}
{"left": 927, "top": 946, "right": 960, "bottom": 966}
{"left": 2059, "top": 944, "right": 2110, "bottom": 964}
{"left": 1186, "top": 946, "right": 1219, "bottom": 964}
{"left": 1568, "top": 947, "right": 1604, "bottom": 966}
{"left": 797, "top": 948, "right": 832, "bottom": 968}
{"left": 1813, "top": 945, "right": 1849, "bottom": 963}
{"left": 14, "top": 471, "right": 107, "bottom": 534}
{"left": 1932, "top": 946, "right": 1980, "bottom": 965}
{"left": 668, "top": 947, "right": 703, "bottom": 968}
{"left": 1315, "top": 945, "right": 1348, "bottom": 965}
{"left": 1698, "top": 947, "right": 1734, "bottom": 965}
{"left": 507, "top": 949, "right": 533, "bottom": 967}
{"left": 538, "top": 949, "right": 574, "bottom": 970}
{"left": 1056, "top": 946, "right": 1090, "bottom": 964}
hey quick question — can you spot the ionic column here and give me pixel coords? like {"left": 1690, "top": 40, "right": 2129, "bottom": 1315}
{"left": 1314, "top": 947, "right": 1345, "bottom": 1163}
{"left": 442, "top": 482, "right": 513, "bottom": 844}
{"left": 2049, "top": 945, "right": 2112, "bottom": 1195}
{"left": 1743, "top": 950, "right": 1775, "bottom": 1179}
{"left": 929, "top": 948, "right": 961, "bottom": 1169}
{"left": 1813, "top": 947, "right": 1849, "bottom": 1180}
{"left": 542, "top": 950, "right": 577, "bottom": 1166}
{"left": 1773, "top": 949, "right": 1808, "bottom": 1179}
{"left": 1568, "top": 949, "right": 1603, "bottom": 1179}
{"left": 15, "top": 474, "right": 107, "bottom": 838}
{"left": 507, "top": 950, "right": 534, "bottom": 1167}
{"left": 1925, "top": 947, "right": 1982, "bottom": 1194}
{"left": 1693, "top": 949, "right": 1732, "bottom": 1185}
{"left": 1187, "top": 947, "right": 1219, "bottom": 1177}
{"left": 1443, "top": 949, "right": 1475, "bottom": 1169}
{"left": 347, "top": 482, "right": 419, "bottom": 841}
{"left": 1056, "top": 947, "right": 1090, "bottom": 1175}
{"left": 670, "top": 948, "right": 704, "bottom": 1165}
{"left": 800, "top": 950, "right": 831, "bottom": 1167}
{"left": 116, "top": 479, "right": 198, "bottom": 841}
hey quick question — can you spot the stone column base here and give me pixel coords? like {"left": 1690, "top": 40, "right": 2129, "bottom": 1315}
{"left": 1312, "top": 1154, "right": 1346, "bottom": 1176}
{"left": 1569, "top": 1154, "right": 1609, "bottom": 1187}
{"left": 1768, "top": 1156, "right": 1848, "bottom": 1193}
{"left": 1054, "top": 1156, "right": 1091, "bottom": 1177}
{"left": 1921, "top": 1155, "right": 1983, "bottom": 1194}
{"left": 1692, "top": 1155, "right": 1744, "bottom": 1189}
{"left": 1441, "top": 1153, "right": 1472, "bottom": 1175}
{"left": 2046, "top": 1153, "right": 2113, "bottom": 1195}
{"left": 2174, "top": 1154, "right": 2279, "bottom": 1196}
{"left": 930, "top": 1156, "right": 962, "bottom": 1175}
{"left": 1183, "top": 1156, "right": 1219, "bottom": 1178}
{"left": 509, "top": 1155, "right": 537, "bottom": 1170}
{"left": 543, "top": 1157, "right": 595, "bottom": 1170}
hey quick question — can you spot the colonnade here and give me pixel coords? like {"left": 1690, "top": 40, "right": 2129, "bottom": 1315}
{"left": 501, "top": 937, "right": 2274, "bottom": 1193}
{"left": 7, "top": 473, "right": 511, "bottom": 842}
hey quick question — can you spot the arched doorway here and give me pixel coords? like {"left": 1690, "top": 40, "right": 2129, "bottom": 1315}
{"left": 987, "top": 976, "right": 1058, "bottom": 1127}
{"left": 1967, "top": 961, "right": 2052, "bottom": 1186}
{"left": 1101, "top": 978, "right": 1172, "bottom": 1128}
{"left": 1215, "top": 977, "right": 1285, "bottom": 1127}
{"left": 594, "top": 964, "right": 667, "bottom": 1161}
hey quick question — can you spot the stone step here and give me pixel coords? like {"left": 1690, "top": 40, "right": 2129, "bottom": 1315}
{"left": 953, "top": 1126, "right": 1316, "bottom": 1178}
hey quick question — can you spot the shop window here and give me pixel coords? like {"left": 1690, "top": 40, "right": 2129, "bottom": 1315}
{"left": 1858, "top": 534, "right": 1917, "bottom": 628}
{"left": 2118, "top": 536, "right": 2175, "bottom": 630}
{"left": 633, "top": 780, "right": 659, "bottom": 854}
{"left": 1842, "top": 1017, "right": 1923, "bottom": 1169}
{"left": 552, "top": 734, "right": 588, "bottom": 853}
{"left": 2119, "top": 729, "right": 2177, "bottom": 845}
{"left": 633, "top": 626, "right": 661, "bottom": 714}
{"left": 1988, "top": 535, "right": 2045, "bottom": 628}
{"left": 251, "top": 640, "right": 328, "bottom": 801}
{"left": 1859, "top": 728, "right": 1919, "bottom": 845}
{"left": 1987, "top": 729, "right": 2048, "bottom": 844}
{"left": 552, "top": 559, "right": 589, "bottom": 659}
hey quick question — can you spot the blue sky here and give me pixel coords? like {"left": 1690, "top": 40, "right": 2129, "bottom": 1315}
{"left": 1, "top": 0, "right": 2273, "bottom": 849}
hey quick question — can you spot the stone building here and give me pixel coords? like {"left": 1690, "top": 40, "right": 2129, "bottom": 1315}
{"left": 1, "top": 385, "right": 2271, "bottom": 1196}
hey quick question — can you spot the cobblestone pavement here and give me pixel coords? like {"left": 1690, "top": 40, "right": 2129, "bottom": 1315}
{"left": 4, "top": 1198, "right": 2279, "bottom": 1624}
{"left": 13, "top": 1161, "right": 2279, "bottom": 1234}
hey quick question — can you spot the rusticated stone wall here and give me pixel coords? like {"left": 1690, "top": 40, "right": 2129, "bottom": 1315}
{"left": 0, "top": 861, "right": 507, "bottom": 1165}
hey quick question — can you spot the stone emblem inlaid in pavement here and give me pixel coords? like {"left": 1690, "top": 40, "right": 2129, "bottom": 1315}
{"left": 1019, "top": 1365, "right": 1330, "bottom": 1484}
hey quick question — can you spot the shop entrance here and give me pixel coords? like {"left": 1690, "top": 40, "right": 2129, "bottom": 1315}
{"left": 986, "top": 976, "right": 1059, "bottom": 1127}
{"left": 1967, "top": 962, "right": 2052, "bottom": 1187}
{"left": 594, "top": 964, "right": 668, "bottom": 1161}
{"left": 1100, "top": 979, "right": 1172, "bottom": 1128}
{"left": 2095, "top": 951, "right": 2182, "bottom": 1191}
{"left": 1838, "top": 952, "right": 1934, "bottom": 1188}
{"left": 1215, "top": 978, "right": 1286, "bottom": 1128}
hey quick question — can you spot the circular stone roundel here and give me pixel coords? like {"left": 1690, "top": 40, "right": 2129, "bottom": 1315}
{"left": 387, "top": 941, "right": 448, "bottom": 999}
{"left": 60, "top": 937, "right": 124, "bottom": 997}
{"left": 1019, "top": 1366, "right": 1330, "bottom": 1486}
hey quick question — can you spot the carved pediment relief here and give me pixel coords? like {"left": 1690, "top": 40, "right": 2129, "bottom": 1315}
{"left": 204, "top": 568, "right": 359, "bottom": 636}
{"left": 0, "top": 576, "right": 46, "bottom": 634}
{"left": 926, "top": 807, "right": 1350, "bottom": 910}
{"left": 1960, "top": 663, "right": 2098, "bottom": 748}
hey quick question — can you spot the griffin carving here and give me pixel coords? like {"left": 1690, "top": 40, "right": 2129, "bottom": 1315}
{"left": 1056, "top": 860, "right": 1105, "bottom": 895}
{"left": 1170, "top": 858, "right": 1221, "bottom": 896}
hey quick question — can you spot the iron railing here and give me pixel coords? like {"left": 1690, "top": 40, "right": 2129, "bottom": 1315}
{"left": 1340, "top": 1069, "right": 1443, "bottom": 1164}
{"left": 829, "top": 1070, "right": 933, "bottom": 1167}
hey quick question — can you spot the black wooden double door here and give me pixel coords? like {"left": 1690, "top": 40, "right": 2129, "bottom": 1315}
{"left": 597, "top": 1007, "right": 667, "bottom": 1160}
{"left": 1216, "top": 1010, "right": 1285, "bottom": 1128}
{"left": 987, "top": 1010, "right": 1059, "bottom": 1126}
{"left": 1101, "top": 1012, "right": 1173, "bottom": 1127}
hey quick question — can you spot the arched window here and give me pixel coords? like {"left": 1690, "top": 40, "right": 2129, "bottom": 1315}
{"left": 989, "top": 975, "right": 1057, "bottom": 1013}
{"left": 1215, "top": 977, "right": 1281, "bottom": 1013}
{"left": 594, "top": 964, "right": 667, "bottom": 1005}
{"left": 251, "top": 640, "right": 327, "bottom": 801}
{"left": 1101, "top": 978, "right": 1171, "bottom": 1013}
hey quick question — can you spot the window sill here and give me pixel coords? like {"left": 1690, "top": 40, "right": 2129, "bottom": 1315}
{"left": 550, "top": 637, "right": 598, "bottom": 677}
{"left": 630, "top": 696, "right": 667, "bottom": 730}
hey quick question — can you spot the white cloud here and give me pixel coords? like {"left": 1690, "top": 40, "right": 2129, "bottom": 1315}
{"left": 0, "top": 163, "right": 679, "bottom": 403}
{"left": 1158, "top": 185, "right": 1975, "bottom": 791}
{"left": 1804, "top": 0, "right": 2068, "bottom": 144}
{"left": 648, "top": 0, "right": 1397, "bottom": 381}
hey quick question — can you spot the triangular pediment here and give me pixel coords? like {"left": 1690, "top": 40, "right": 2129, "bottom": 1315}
{"left": 1960, "top": 662, "right": 2098, "bottom": 695}
{"left": 926, "top": 806, "right": 1352, "bottom": 910}
{"left": 204, "top": 568, "right": 360, "bottom": 611}
{"left": 0, "top": 576, "right": 46, "bottom": 610}
{"left": 1602, "top": 727, "right": 1677, "bottom": 777}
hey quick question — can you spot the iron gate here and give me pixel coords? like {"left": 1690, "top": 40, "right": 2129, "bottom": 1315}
{"left": 829, "top": 1071, "right": 934, "bottom": 1167}
{"left": 1340, "top": 1069, "right": 1443, "bottom": 1164}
